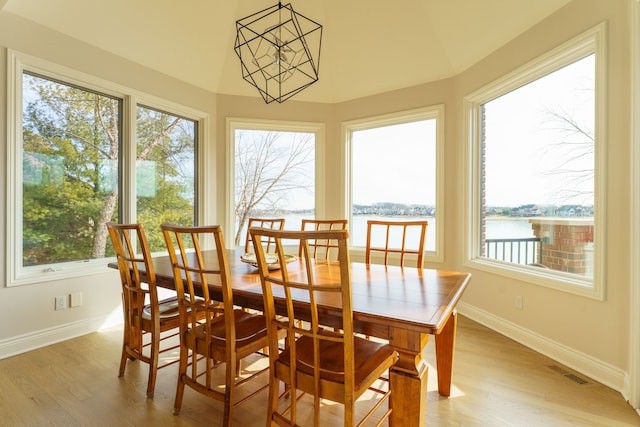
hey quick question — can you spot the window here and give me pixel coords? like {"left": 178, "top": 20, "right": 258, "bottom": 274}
{"left": 7, "top": 50, "right": 203, "bottom": 285}
{"left": 464, "top": 23, "right": 606, "bottom": 299}
{"left": 344, "top": 106, "right": 444, "bottom": 261}
{"left": 21, "top": 72, "right": 122, "bottom": 267}
{"left": 227, "top": 119, "right": 323, "bottom": 249}
{"left": 135, "top": 106, "right": 197, "bottom": 252}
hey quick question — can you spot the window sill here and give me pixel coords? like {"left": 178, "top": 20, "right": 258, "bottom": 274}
{"left": 7, "top": 259, "right": 115, "bottom": 287}
{"left": 464, "top": 257, "right": 604, "bottom": 301}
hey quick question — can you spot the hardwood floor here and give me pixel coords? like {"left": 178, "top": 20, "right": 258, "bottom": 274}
{"left": 1, "top": 315, "right": 638, "bottom": 426}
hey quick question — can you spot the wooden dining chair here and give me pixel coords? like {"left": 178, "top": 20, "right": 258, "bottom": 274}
{"left": 243, "top": 217, "right": 286, "bottom": 323}
{"left": 365, "top": 219, "right": 428, "bottom": 269}
{"left": 300, "top": 218, "right": 348, "bottom": 261}
{"left": 160, "top": 224, "right": 269, "bottom": 426}
{"left": 244, "top": 217, "right": 285, "bottom": 253}
{"left": 250, "top": 227, "right": 399, "bottom": 427}
{"left": 106, "top": 222, "right": 183, "bottom": 398}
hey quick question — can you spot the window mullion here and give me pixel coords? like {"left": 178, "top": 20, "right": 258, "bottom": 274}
{"left": 121, "top": 96, "right": 137, "bottom": 224}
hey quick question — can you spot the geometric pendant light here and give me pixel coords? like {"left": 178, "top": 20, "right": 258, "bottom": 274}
{"left": 234, "top": 2, "right": 322, "bottom": 103}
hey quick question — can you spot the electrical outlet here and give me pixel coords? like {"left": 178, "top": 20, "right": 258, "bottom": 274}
{"left": 55, "top": 295, "right": 67, "bottom": 310}
{"left": 515, "top": 295, "right": 523, "bottom": 310}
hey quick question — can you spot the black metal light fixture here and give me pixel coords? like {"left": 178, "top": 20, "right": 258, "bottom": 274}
{"left": 234, "top": 2, "right": 322, "bottom": 104}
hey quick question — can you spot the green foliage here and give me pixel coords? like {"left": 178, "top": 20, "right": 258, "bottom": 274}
{"left": 135, "top": 106, "right": 195, "bottom": 252}
{"left": 21, "top": 74, "right": 195, "bottom": 266}
{"left": 23, "top": 179, "right": 105, "bottom": 265}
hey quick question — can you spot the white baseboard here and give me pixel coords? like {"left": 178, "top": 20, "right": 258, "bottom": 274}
{"left": 0, "top": 315, "right": 115, "bottom": 360}
{"left": 457, "top": 301, "right": 627, "bottom": 397}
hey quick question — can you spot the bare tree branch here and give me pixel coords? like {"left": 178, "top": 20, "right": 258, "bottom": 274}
{"left": 234, "top": 130, "right": 314, "bottom": 245}
{"left": 541, "top": 106, "right": 594, "bottom": 205}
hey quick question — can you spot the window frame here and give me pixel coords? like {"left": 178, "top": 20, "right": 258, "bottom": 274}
{"left": 342, "top": 105, "right": 445, "bottom": 263}
{"left": 225, "top": 117, "right": 325, "bottom": 247}
{"left": 6, "top": 49, "right": 208, "bottom": 286}
{"left": 463, "top": 23, "right": 607, "bottom": 300}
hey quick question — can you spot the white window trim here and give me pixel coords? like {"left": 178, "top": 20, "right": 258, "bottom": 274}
{"left": 6, "top": 49, "right": 209, "bottom": 286}
{"left": 463, "top": 23, "right": 607, "bottom": 300}
{"left": 342, "top": 105, "right": 445, "bottom": 263}
{"left": 225, "top": 118, "right": 325, "bottom": 247}
{"left": 628, "top": 0, "right": 640, "bottom": 412}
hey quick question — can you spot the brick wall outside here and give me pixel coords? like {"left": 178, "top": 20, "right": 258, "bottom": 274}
{"left": 530, "top": 218, "right": 594, "bottom": 275}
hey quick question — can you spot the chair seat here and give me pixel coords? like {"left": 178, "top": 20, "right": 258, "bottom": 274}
{"left": 188, "top": 309, "right": 268, "bottom": 349}
{"left": 142, "top": 296, "right": 180, "bottom": 320}
{"left": 276, "top": 332, "right": 397, "bottom": 391}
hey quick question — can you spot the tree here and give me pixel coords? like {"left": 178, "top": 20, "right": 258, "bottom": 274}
{"left": 134, "top": 106, "right": 196, "bottom": 252}
{"left": 21, "top": 74, "right": 195, "bottom": 265}
{"left": 542, "top": 106, "right": 595, "bottom": 206}
{"left": 234, "top": 130, "right": 314, "bottom": 246}
{"left": 22, "top": 76, "right": 120, "bottom": 265}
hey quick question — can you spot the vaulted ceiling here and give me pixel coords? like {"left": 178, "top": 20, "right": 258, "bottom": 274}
{"left": 2, "top": 0, "right": 571, "bottom": 103}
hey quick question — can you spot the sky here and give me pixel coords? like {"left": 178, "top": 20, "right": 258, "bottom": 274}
{"left": 236, "top": 120, "right": 437, "bottom": 212}
{"left": 483, "top": 54, "right": 595, "bottom": 207}
{"left": 352, "top": 54, "right": 594, "bottom": 209}
{"left": 352, "top": 119, "right": 436, "bottom": 206}
{"left": 235, "top": 53, "right": 594, "bottom": 212}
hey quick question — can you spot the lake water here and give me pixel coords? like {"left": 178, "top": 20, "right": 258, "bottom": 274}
{"left": 240, "top": 214, "right": 534, "bottom": 251}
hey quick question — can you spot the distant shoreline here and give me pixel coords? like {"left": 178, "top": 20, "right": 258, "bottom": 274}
{"left": 486, "top": 215, "right": 531, "bottom": 221}
{"left": 485, "top": 215, "right": 594, "bottom": 221}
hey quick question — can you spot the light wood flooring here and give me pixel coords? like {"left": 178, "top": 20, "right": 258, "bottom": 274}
{"left": 0, "top": 315, "right": 638, "bottom": 426}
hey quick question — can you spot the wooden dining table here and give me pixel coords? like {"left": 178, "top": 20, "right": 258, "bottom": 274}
{"left": 110, "top": 249, "right": 471, "bottom": 426}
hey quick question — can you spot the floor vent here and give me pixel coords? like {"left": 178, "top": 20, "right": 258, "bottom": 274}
{"left": 547, "top": 365, "right": 589, "bottom": 384}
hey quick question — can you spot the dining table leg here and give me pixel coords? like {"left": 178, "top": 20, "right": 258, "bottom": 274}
{"left": 388, "top": 327, "right": 429, "bottom": 427}
{"left": 434, "top": 310, "right": 457, "bottom": 396}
